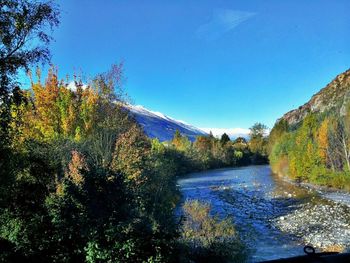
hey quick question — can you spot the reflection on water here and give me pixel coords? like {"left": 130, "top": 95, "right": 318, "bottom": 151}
{"left": 177, "top": 165, "right": 322, "bottom": 262}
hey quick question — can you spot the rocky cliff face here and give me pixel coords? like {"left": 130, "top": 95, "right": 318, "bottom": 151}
{"left": 281, "top": 69, "right": 350, "bottom": 125}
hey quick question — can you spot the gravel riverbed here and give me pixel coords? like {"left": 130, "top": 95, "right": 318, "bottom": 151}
{"left": 273, "top": 195, "right": 350, "bottom": 250}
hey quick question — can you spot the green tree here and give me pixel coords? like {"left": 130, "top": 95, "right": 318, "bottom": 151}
{"left": 249, "top": 123, "right": 267, "bottom": 139}
{"left": 268, "top": 119, "right": 289, "bottom": 154}
{"left": 0, "top": 0, "right": 60, "bottom": 210}
{"left": 171, "top": 129, "right": 191, "bottom": 152}
{"left": 193, "top": 136, "right": 214, "bottom": 169}
{"left": 112, "top": 123, "right": 151, "bottom": 185}
{"left": 0, "top": 0, "right": 59, "bottom": 145}
{"left": 233, "top": 137, "right": 247, "bottom": 144}
{"left": 249, "top": 123, "right": 269, "bottom": 164}
{"left": 220, "top": 133, "right": 230, "bottom": 145}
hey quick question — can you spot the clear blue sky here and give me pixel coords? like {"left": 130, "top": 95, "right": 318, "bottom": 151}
{"left": 36, "top": 0, "right": 350, "bottom": 129}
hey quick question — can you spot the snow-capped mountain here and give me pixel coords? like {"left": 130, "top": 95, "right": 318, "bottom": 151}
{"left": 124, "top": 105, "right": 207, "bottom": 142}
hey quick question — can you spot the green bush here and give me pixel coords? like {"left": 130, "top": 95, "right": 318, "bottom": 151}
{"left": 179, "top": 200, "right": 246, "bottom": 263}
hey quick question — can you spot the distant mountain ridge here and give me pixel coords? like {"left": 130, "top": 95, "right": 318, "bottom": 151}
{"left": 280, "top": 69, "right": 350, "bottom": 125}
{"left": 124, "top": 104, "right": 207, "bottom": 142}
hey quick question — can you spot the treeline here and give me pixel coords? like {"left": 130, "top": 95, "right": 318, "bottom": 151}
{"left": 269, "top": 108, "right": 350, "bottom": 190}
{"left": 160, "top": 123, "right": 269, "bottom": 177}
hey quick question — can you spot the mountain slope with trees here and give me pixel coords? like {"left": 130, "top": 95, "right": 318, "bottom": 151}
{"left": 280, "top": 69, "right": 350, "bottom": 126}
{"left": 269, "top": 69, "right": 350, "bottom": 190}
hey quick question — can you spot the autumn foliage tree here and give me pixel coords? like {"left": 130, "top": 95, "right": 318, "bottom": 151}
{"left": 112, "top": 123, "right": 151, "bottom": 185}
{"left": 0, "top": 64, "right": 182, "bottom": 262}
{"left": 0, "top": 0, "right": 59, "bottom": 143}
{"left": 0, "top": 0, "right": 59, "bottom": 209}
{"left": 269, "top": 108, "right": 350, "bottom": 189}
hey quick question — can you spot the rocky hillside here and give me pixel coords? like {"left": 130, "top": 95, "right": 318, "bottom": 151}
{"left": 281, "top": 69, "right": 350, "bottom": 125}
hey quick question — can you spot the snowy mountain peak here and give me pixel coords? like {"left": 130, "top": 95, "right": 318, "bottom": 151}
{"left": 124, "top": 104, "right": 251, "bottom": 141}
{"left": 124, "top": 104, "right": 207, "bottom": 142}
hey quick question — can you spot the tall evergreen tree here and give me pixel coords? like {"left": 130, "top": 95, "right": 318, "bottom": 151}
{"left": 209, "top": 131, "right": 214, "bottom": 139}
{"left": 220, "top": 133, "right": 230, "bottom": 145}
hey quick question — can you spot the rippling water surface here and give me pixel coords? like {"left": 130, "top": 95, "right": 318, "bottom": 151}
{"left": 177, "top": 165, "right": 333, "bottom": 262}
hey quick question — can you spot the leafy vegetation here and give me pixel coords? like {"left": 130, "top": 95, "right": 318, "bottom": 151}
{"left": 0, "top": 0, "right": 59, "bottom": 154}
{"left": 248, "top": 123, "right": 269, "bottom": 164}
{"left": 0, "top": 1, "right": 273, "bottom": 262}
{"left": 179, "top": 200, "right": 246, "bottom": 263}
{"left": 0, "top": 62, "right": 266, "bottom": 261}
{"left": 0, "top": 64, "right": 180, "bottom": 262}
{"left": 164, "top": 124, "right": 268, "bottom": 176}
{"left": 269, "top": 109, "right": 350, "bottom": 190}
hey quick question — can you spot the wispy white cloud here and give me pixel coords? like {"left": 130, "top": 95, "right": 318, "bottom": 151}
{"left": 196, "top": 9, "right": 256, "bottom": 40}
{"left": 66, "top": 81, "right": 88, "bottom": 91}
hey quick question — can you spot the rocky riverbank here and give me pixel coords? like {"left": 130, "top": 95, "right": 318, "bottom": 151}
{"left": 278, "top": 174, "right": 350, "bottom": 208}
{"left": 273, "top": 200, "right": 350, "bottom": 251}
{"left": 299, "top": 181, "right": 350, "bottom": 207}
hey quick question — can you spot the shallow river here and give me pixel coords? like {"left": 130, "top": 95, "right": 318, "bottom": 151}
{"left": 177, "top": 165, "right": 350, "bottom": 262}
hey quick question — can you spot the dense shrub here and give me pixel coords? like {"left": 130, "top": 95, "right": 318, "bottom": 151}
{"left": 179, "top": 200, "right": 246, "bottom": 263}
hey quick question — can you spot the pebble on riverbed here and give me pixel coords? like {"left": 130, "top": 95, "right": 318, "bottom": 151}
{"left": 274, "top": 202, "right": 350, "bottom": 250}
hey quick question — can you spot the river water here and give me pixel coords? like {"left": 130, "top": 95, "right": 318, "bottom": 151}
{"left": 177, "top": 165, "right": 350, "bottom": 262}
